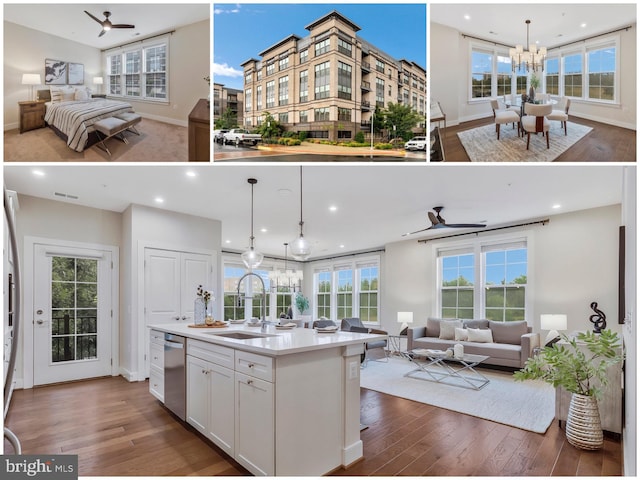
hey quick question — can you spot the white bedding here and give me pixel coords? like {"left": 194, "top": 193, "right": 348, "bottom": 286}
{"left": 44, "top": 98, "right": 134, "bottom": 152}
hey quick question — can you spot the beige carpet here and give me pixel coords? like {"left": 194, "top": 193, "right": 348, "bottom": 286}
{"left": 361, "top": 356, "right": 555, "bottom": 433}
{"left": 457, "top": 121, "right": 593, "bottom": 162}
{"left": 4, "top": 118, "right": 190, "bottom": 162}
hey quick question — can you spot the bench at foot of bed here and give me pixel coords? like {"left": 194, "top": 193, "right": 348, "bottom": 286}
{"left": 115, "top": 112, "right": 142, "bottom": 136}
{"left": 93, "top": 117, "right": 130, "bottom": 157}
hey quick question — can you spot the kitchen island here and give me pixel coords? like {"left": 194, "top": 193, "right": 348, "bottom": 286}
{"left": 149, "top": 323, "right": 386, "bottom": 476}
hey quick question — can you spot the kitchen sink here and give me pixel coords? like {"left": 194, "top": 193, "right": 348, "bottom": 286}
{"left": 206, "top": 331, "right": 278, "bottom": 340}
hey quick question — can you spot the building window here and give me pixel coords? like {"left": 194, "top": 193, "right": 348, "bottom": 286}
{"left": 299, "top": 70, "right": 308, "bottom": 102}
{"left": 484, "top": 247, "right": 527, "bottom": 322}
{"left": 588, "top": 46, "right": 615, "bottom": 100}
{"left": 375, "top": 59, "right": 385, "bottom": 73}
{"left": 257, "top": 69, "right": 263, "bottom": 81}
{"left": 245, "top": 88, "right": 252, "bottom": 112}
{"left": 419, "top": 96, "right": 425, "bottom": 115}
{"left": 316, "top": 271, "right": 331, "bottom": 318}
{"left": 299, "top": 110, "right": 308, "bottom": 123}
{"left": 266, "top": 80, "right": 275, "bottom": 108}
{"left": 359, "top": 266, "right": 378, "bottom": 323}
{"left": 337, "top": 38, "right": 352, "bottom": 57}
{"left": 278, "top": 112, "right": 288, "bottom": 123}
{"left": 497, "top": 55, "right": 512, "bottom": 96}
{"left": 440, "top": 253, "right": 475, "bottom": 319}
{"left": 245, "top": 71, "right": 252, "bottom": 83}
{"left": 564, "top": 53, "right": 583, "bottom": 97}
{"left": 403, "top": 89, "right": 409, "bottom": 104}
{"left": 403, "top": 73, "right": 409, "bottom": 85}
{"left": 266, "top": 61, "right": 275, "bottom": 76}
{"left": 315, "top": 38, "right": 330, "bottom": 56}
{"left": 337, "top": 61, "right": 352, "bottom": 100}
{"left": 300, "top": 49, "right": 308, "bottom": 64}
{"left": 279, "top": 55, "right": 289, "bottom": 71}
{"left": 107, "top": 40, "right": 168, "bottom": 100}
{"left": 336, "top": 269, "right": 353, "bottom": 320}
{"left": 315, "top": 107, "right": 330, "bottom": 121}
{"left": 546, "top": 58, "right": 559, "bottom": 95}
{"left": 471, "top": 49, "right": 492, "bottom": 98}
{"left": 279, "top": 76, "right": 289, "bottom": 106}
{"left": 412, "top": 93, "right": 418, "bottom": 110}
{"left": 338, "top": 107, "right": 351, "bottom": 122}
{"left": 375, "top": 78, "right": 384, "bottom": 107}
{"left": 256, "top": 85, "right": 262, "bottom": 110}
{"left": 337, "top": 130, "right": 352, "bottom": 139}
{"left": 314, "top": 61, "right": 330, "bottom": 99}
{"left": 308, "top": 130, "right": 329, "bottom": 139}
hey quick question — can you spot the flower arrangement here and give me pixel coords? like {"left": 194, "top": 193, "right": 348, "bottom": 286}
{"left": 196, "top": 285, "right": 212, "bottom": 310}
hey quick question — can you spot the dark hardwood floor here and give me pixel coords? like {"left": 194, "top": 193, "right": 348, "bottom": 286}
{"left": 440, "top": 116, "right": 636, "bottom": 162}
{"left": 4, "top": 376, "right": 622, "bottom": 476}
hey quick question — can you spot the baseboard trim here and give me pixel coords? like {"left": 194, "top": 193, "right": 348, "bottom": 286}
{"left": 138, "top": 113, "right": 188, "bottom": 128}
{"left": 120, "top": 368, "right": 138, "bottom": 382}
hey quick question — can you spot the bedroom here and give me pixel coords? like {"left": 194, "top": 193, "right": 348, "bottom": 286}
{"left": 3, "top": 4, "right": 210, "bottom": 162}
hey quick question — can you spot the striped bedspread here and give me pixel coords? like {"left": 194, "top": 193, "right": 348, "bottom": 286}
{"left": 44, "top": 99, "right": 134, "bottom": 152}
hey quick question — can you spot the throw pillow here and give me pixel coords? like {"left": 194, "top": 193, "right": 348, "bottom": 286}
{"left": 454, "top": 327, "right": 468, "bottom": 341}
{"left": 467, "top": 327, "right": 493, "bottom": 343}
{"left": 463, "top": 319, "right": 489, "bottom": 329}
{"left": 426, "top": 317, "right": 457, "bottom": 338}
{"left": 74, "top": 88, "right": 88, "bottom": 100}
{"left": 439, "top": 320, "right": 462, "bottom": 340}
{"left": 489, "top": 320, "right": 528, "bottom": 345}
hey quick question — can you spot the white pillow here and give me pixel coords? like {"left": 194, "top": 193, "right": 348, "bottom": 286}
{"left": 454, "top": 327, "right": 468, "bottom": 341}
{"left": 439, "top": 320, "right": 462, "bottom": 340}
{"left": 60, "top": 87, "right": 75, "bottom": 102}
{"left": 74, "top": 88, "right": 89, "bottom": 100}
{"left": 467, "top": 328, "right": 493, "bottom": 343}
{"left": 50, "top": 86, "right": 64, "bottom": 103}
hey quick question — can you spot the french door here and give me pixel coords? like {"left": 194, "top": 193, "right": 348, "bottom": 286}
{"left": 33, "top": 243, "right": 114, "bottom": 385}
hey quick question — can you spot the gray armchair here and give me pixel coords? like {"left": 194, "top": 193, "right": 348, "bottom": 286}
{"left": 340, "top": 317, "right": 388, "bottom": 365}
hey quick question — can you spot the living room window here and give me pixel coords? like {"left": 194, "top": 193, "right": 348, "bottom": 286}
{"left": 496, "top": 55, "right": 512, "bottom": 96}
{"left": 316, "top": 271, "right": 331, "bottom": 318}
{"left": 483, "top": 245, "right": 527, "bottom": 322}
{"left": 440, "top": 252, "right": 475, "bottom": 319}
{"left": 336, "top": 269, "right": 353, "bottom": 320}
{"left": 359, "top": 266, "right": 378, "bottom": 322}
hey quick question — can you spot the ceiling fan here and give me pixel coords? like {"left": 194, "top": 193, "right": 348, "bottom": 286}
{"left": 403, "top": 206, "right": 487, "bottom": 236}
{"left": 84, "top": 11, "right": 135, "bottom": 37}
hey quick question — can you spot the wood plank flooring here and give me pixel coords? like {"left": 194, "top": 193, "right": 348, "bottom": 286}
{"left": 441, "top": 116, "right": 636, "bottom": 162}
{"left": 3, "top": 376, "right": 621, "bottom": 476}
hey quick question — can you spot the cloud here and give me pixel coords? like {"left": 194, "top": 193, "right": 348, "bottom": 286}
{"left": 212, "top": 63, "right": 243, "bottom": 78}
{"left": 214, "top": 4, "right": 241, "bottom": 15}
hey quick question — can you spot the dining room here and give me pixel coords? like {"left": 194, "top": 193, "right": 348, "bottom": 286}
{"left": 429, "top": 3, "right": 636, "bottom": 162}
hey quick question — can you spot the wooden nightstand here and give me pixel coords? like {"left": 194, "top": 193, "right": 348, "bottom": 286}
{"left": 92, "top": 94, "right": 107, "bottom": 99}
{"left": 19, "top": 100, "right": 46, "bottom": 134}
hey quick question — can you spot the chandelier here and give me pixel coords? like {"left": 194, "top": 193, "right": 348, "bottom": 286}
{"left": 269, "top": 243, "right": 303, "bottom": 292}
{"left": 290, "top": 166, "right": 312, "bottom": 261}
{"left": 240, "top": 178, "right": 264, "bottom": 270}
{"left": 509, "top": 20, "right": 547, "bottom": 72}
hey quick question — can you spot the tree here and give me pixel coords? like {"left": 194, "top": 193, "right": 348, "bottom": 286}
{"left": 254, "top": 111, "right": 283, "bottom": 141}
{"left": 214, "top": 108, "right": 238, "bottom": 129}
{"left": 372, "top": 105, "right": 384, "bottom": 134}
{"left": 382, "top": 103, "right": 423, "bottom": 141}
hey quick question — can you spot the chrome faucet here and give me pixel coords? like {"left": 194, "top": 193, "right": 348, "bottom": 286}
{"left": 236, "top": 272, "right": 272, "bottom": 331}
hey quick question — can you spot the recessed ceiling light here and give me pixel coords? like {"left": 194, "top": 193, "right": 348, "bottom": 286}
{"left": 329, "top": 205, "right": 337, "bottom": 212}
{"left": 32, "top": 169, "right": 45, "bottom": 177}
{"left": 278, "top": 188, "right": 292, "bottom": 197}
{"left": 260, "top": 228, "right": 268, "bottom": 233}
{"left": 339, "top": 244, "right": 345, "bottom": 249}
{"left": 552, "top": 204, "right": 561, "bottom": 209}
{"left": 185, "top": 170, "right": 197, "bottom": 177}
{"left": 225, "top": 240, "right": 231, "bottom": 244}
{"left": 464, "top": 14, "right": 470, "bottom": 20}
{"left": 155, "top": 197, "right": 164, "bottom": 204}
{"left": 581, "top": 23, "right": 587, "bottom": 28}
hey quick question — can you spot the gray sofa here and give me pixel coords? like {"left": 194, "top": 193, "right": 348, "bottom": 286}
{"left": 407, "top": 317, "right": 540, "bottom": 368}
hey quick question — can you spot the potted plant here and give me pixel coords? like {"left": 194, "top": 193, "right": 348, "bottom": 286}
{"left": 295, "top": 292, "right": 309, "bottom": 317}
{"left": 514, "top": 329, "right": 622, "bottom": 450}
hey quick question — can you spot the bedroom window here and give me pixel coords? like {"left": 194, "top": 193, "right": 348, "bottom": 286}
{"left": 105, "top": 38, "right": 169, "bottom": 102}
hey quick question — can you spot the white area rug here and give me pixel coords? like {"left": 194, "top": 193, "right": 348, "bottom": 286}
{"left": 360, "top": 357, "right": 555, "bottom": 433}
{"left": 457, "top": 121, "right": 593, "bottom": 162}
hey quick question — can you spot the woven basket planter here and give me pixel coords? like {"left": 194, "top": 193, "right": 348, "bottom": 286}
{"left": 566, "top": 393, "right": 603, "bottom": 450}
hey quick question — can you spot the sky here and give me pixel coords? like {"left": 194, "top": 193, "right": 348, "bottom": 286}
{"left": 213, "top": 2, "right": 427, "bottom": 90}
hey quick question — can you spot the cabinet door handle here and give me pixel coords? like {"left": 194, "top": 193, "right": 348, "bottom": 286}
{"left": 173, "top": 316, "right": 180, "bottom": 321}
{"left": 248, "top": 363, "right": 255, "bottom": 369}
{"left": 181, "top": 316, "right": 188, "bottom": 321}
{"left": 247, "top": 379, "right": 253, "bottom": 385}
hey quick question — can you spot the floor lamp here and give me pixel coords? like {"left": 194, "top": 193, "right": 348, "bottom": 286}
{"left": 21, "top": 74, "right": 41, "bottom": 101}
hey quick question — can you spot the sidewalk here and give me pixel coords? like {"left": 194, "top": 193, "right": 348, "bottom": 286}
{"left": 257, "top": 141, "right": 408, "bottom": 157}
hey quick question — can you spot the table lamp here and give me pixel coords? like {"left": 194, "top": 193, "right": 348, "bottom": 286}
{"left": 22, "top": 74, "right": 41, "bottom": 101}
{"left": 93, "top": 77, "right": 104, "bottom": 95}
{"left": 540, "top": 314, "right": 567, "bottom": 346}
{"left": 397, "top": 311, "right": 413, "bottom": 335}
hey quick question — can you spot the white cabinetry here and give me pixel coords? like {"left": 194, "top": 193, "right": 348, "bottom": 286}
{"left": 149, "top": 330, "right": 164, "bottom": 402}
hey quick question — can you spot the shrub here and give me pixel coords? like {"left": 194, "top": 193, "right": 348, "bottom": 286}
{"left": 298, "top": 131, "right": 308, "bottom": 142}
{"left": 354, "top": 131, "right": 365, "bottom": 143}
{"left": 374, "top": 143, "right": 393, "bottom": 150}
{"left": 286, "top": 138, "right": 301, "bottom": 146}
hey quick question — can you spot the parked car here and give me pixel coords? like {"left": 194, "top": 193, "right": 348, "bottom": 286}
{"left": 404, "top": 136, "right": 427, "bottom": 151}
{"left": 223, "top": 129, "right": 262, "bottom": 147}
{"left": 213, "top": 129, "right": 229, "bottom": 144}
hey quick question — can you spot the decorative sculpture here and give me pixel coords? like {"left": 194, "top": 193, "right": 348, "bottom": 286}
{"left": 589, "top": 302, "right": 607, "bottom": 333}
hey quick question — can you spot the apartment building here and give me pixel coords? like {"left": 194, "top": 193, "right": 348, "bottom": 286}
{"left": 241, "top": 10, "right": 426, "bottom": 141}
{"left": 213, "top": 83, "right": 244, "bottom": 126}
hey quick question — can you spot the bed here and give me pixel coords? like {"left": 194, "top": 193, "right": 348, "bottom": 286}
{"left": 39, "top": 87, "right": 135, "bottom": 152}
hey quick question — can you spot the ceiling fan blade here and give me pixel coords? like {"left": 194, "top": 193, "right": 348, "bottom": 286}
{"left": 111, "top": 24, "right": 135, "bottom": 29}
{"left": 445, "top": 223, "right": 487, "bottom": 229}
{"left": 84, "top": 11, "right": 104, "bottom": 25}
{"left": 427, "top": 211, "right": 439, "bottom": 225}
{"left": 402, "top": 227, "right": 430, "bottom": 237}
{"left": 98, "top": 29, "right": 106, "bottom": 37}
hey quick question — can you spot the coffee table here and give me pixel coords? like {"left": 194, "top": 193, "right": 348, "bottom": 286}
{"left": 402, "top": 349, "right": 490, "bottom": 390}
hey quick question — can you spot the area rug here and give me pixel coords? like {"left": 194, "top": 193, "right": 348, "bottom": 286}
{"left": 457, "top": 121, "right": 593, "bottom": 162}
{"left": 360, "top": 356, "right": 555, "bottom": 433}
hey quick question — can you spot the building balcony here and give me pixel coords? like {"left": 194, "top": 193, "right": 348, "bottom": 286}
{"left": 360, "top": 121, "right": 371, "bottom": 130}
{"left": 360, "top": 100, "right": 371, "bottom": 111}
{"left": 361, "top": 81, "right": 371, "bottom": 92}
{"left": 361, "top": 61, "right": 371, "bottom": 73}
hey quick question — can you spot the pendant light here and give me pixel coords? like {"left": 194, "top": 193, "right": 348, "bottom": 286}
{"left": 269, "top": 243, "right": 303, "bottom": 292}
{"left": 290, "top": 166, "right": 312, "bottom": 261}
{"left": 241, "top": 178, "right": 264, "bottom": 269}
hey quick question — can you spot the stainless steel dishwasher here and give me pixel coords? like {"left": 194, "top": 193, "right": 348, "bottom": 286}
{"left": 163, "top": 333, "right": 186, "bottom": 421}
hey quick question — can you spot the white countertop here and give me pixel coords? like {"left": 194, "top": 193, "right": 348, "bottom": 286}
{"left": 149, "top": 322, "right": 387, "bottom": 357}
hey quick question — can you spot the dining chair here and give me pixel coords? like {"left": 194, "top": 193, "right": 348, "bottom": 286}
{"left": 340, "top": 317, "right": 388, "bottom": 366}
{"left": 547, "top": 98, "right": 571, "bottom": 135}
{"left": 490, "top": 99, "right": 520, "bottom": 140}
{"left": 521, "top": 103, "right": 553, "bottom": 150}
{"left": 502, "top": 94, "right": 520, "bottom": 114}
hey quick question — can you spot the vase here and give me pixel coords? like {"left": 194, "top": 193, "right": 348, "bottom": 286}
{"left": 565, "top": 393, "right": 603, "bottom": 450}
{"left": 194, "top": 297, "right": 205, "bottom": 325}
{"left": 529, "top": 87, "right": 535, "bottom": 102}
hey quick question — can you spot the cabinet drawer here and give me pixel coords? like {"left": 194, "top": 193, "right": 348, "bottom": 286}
{"left": 188, "top": 339, "right": 235, "bottom": 369}
{"left": 150, "top": 329, "right": 164, "bottom": 346}
{"left": 150, "top": 343, "right": 164, "bottom": 369}
{"left": 21, "top": 103, "right": 44, "bottom": 113}
{"left": 149, "top": 365, "right": 164, "bottom": 402}
{"left": 236, "top": 351, "right": 273, "bottom": 382}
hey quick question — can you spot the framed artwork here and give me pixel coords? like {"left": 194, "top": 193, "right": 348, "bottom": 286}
{"left": 45, "top": 59, "right": 67, "bottom": 85}
{"left": 68, "top": 62, "right": 84, "bottom": 85}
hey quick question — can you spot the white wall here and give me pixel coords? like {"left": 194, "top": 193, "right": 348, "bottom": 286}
{"left": 4, "top": 21, "right": 102, "bottom": 130}
{"left": 430, "top": 21, "right": 637, "bottom": 130}
{"left": 381, "top": 204, "right": 622, "bottom": 337}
